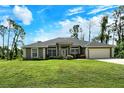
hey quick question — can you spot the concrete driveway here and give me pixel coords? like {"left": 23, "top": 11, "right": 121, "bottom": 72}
{"left": 96, "top": 59, "right": 124, "bottom": 65}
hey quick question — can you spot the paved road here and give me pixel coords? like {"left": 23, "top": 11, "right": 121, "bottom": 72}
{"left": 96, "top": 59, "right": 124, "bottom": 65}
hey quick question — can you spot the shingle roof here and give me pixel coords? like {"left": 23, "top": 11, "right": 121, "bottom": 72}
{"left": 86, "top": 41, "right": 114, "bottom": 47}
{"left": 42, "top": 37, "right": 88, "bottom": 47}
{"left": 22, "top": 41, "right": 47, "bottom": 48}
{"left": 23, "top": 37, "right": 114, "bottom": 48}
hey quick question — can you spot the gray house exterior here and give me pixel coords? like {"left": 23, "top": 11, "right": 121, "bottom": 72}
{"left": 22, "top": 37, "right": 114, "bottom": 59}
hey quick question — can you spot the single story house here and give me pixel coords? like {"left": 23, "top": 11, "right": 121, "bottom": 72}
{"left": 22, "top": 37, "right": 114, "bottom": 59}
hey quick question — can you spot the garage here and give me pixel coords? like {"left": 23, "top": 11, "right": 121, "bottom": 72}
{"left": 88, "top": 48, "right": 111, "bottom": 58}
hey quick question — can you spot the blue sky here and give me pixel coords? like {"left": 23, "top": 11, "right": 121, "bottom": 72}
{"left": 0, "top": 5, "right": 118, "bottom": 45}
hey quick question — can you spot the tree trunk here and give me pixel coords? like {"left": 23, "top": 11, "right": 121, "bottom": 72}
{"left": 2, "top": 33, "right": 4, "bottom": 58}
{"left": 89, "top": 25, "right": 91, "bottom": 42}
{"left": 7, "top": 29, "right": 10, "bottom": 60}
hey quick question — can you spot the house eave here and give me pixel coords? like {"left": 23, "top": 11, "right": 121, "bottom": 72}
{"left": 22, "top": 46, "right": 48, "bottom": 48}
{"left": 85, "top": 46, "right": 114, "bottom": 48}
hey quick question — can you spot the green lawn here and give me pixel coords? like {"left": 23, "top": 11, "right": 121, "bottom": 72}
{"left": 0, "top": 59, "right": 123, "bottom": 88}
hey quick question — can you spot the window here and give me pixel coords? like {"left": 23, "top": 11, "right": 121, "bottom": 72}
{"left": 32, "top": 48, "right": 37, "bottom": 58}
{"left": 48, "top": 48, "right": 56, "bottom": 57}
{"left": 71, "top": 48, "right": 79, "bottom": 54}
{"left": 39, "top": 48, "right": 43, "bottom": 58}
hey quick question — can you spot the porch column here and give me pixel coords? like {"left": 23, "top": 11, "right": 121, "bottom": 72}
{"left": 43, "top": 48, "right": 46, "bottom": 59}
{"left": 23, "top": 48, "right": 26, "bottom": 58}
{"left": 85, "top": 47, "right": 88, "bottom": 58}
{"left": 112, "top": 47, "right": 114, "bottom": 58}
{"left": 79, "top": 46, "right": 80, "bottom": 54}
{"left": 69, "top": 45, "right": 71, "bottom": 54}
{"left": 59, "top": 45, "right": 61, "bottom": 56}
{"left": 56, "top": 44, "right": 59, "bottom": 56}
{"left": 37, "top": 48, "right": 39, "bottom": 58}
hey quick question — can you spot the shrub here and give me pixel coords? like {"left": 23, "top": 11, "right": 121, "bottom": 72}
{"left": 70, "top": 54, "right": 77, "bottom": 58}
{"left": 115, "top": 42, "right": 124, "bottom": 58}
{"left": 65, "top": 55, "right": 73, "bottom": 60}
{"left": 78, "top": 54, "right": 85, "bottom": 58}
{"left": 55, "top": 56, "right": 64, "bottom": 59}
{"left": 116, "top": 50, "right": 124, "bottom": 58}
{"left": 32, "top": 58, "right": 43, "bottom": 60}
{"left": 48, "top": 56, "right": 63, "bottom": 59}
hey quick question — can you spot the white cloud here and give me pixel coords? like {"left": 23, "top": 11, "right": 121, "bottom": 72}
{"left": 88, "top": 5, "right": 117, "bottom": 15}
{"left": 0, "top": 15, "right": 11, "bottom": 46}
{"left": 58, "top": 14, "right": 114, "bottom": 42}
{"left": 58, "top": 16, "right": 91, "bottom": 41}
{"left": 13, "top": 5, "right": 33, "bottom": 25}
{"left": 25, "top": 28, "right": 70, "bottom": 44}
{"left": 0, "top": 15, "right": 10, "bottom": 27}
{"left": 37, "top": 7, "right": 48, "bottom": 14}
{"left": 66, "top": 7, "right": 84, "bottom": 16}
{"left": 25, "top": 13, "right": 114, "bottom": 44}
{"left": 28, "top": 16, "right": 95, "bottom": 43}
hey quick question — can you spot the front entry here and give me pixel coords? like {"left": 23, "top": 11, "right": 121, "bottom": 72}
{"left": 61, "top": 48, "right": 67, "bottom": 57}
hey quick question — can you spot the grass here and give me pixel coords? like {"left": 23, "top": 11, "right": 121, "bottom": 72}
{"left": 0, "top": 59, "right": 123, "bottom": 88}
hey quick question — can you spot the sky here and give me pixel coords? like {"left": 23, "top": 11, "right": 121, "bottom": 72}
{"left": 0, "top": 5, "right": 118, "bottom": 45}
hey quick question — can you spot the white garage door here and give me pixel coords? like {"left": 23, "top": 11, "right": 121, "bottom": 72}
{"left": 89, "top": 48, "right": 110, "bottom": 58}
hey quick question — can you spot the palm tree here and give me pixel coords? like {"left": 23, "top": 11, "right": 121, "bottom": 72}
{"left": 105, "top": 30, "right": 111, "bottom": 44}
{"left": 0, "top": 25, "right": 7, "bottom": 58}
{"left": 7, "top": 18, "right": 15, "bottom": 59}
{"left": 100, "top": 16, "right": 108, "bottom": 43}
{"left": 69, "top": 25, "right": 81, "bottom": 39}
{"left": 12, "top": 24, "right": 25, "bottom": 58}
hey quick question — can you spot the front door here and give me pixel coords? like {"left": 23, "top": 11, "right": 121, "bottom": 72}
{"left": 61, "top": 49, "right": 67, "bottom": 57}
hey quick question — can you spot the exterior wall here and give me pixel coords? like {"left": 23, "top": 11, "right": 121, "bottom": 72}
{"left": 80, "top": 47, "right": 85, "bottom": 55}
{"left": 43, "top": 48, "right": 46, "bottom": 59}
{"left": 57, "top": 45, "right": 71, "bottom": 56}
{"left": 26, "top": 48, "right": 31, "bottom": 59}
{"left": 47, "top": 47, "right": 56, "bottom": 57}
{"left": 112, "top": 47, "right": 114, "bottom": 58}
{"left": 31, "top": 48, "right": 38, "bottom": 58}
{"left": 56, "top": 44, "right": 59, "bottom": 56}
{"left": 85, "top": 48, "right": 89, "bottom": 58}
{"left": 45, "top": 48, "right": 47, "bottom": 57}
{"left": 38, "top": 48, "right": 43, "bottom": 58}
{"left": 24, "top": 46, "right": 113, "bottom": 59}
{"left": 60, "top": 47, "right": 68, "bottom": 57}
{"left": 46, "top": 46, "right": 81, "bottom": 58}
{"left": 24, "top": 47, "right": 46, "bottom": 59}
{"left": 70, "top": 47, "right": 80, "bottom": 54}
{"left": 23, "top": 48, "right": 26, "bottom": 58}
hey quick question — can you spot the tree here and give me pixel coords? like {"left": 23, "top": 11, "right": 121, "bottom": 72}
{"left": 100, "top": 16, "right": 108, "bottom": 43}
{"left": 112, "top": 6, "right": 124, "bottom": 44}
{"left": 0, "top": 25, "right": 7, "bottom": 58}
{"left": 114, "top": 42, "right": 124, "bottom": 58}
{"left": 7, "top": 19, "right": 15, "bottom": 59}
{"left": 92, "top": 35, "right": 101, "bottom": 42}
{"left": 92, "top": 16, "right": 110, "bottom": 44}
{"left": 79, "top": 27, "right": 84, "bottom": 41}
{"left": 4, "top": 18, "right": 25, "bottom": 60}
{"left": 105, "top": 30, "right": 111, "bottom": 44}
{"left": 109, "top": 6, "right": 124, "bottom": 58}
{"left": 86, "top": 19, "right": 96, "bottom": 42}
{"left": 87, "top": 20, "right": 93, "bottom": 42}
{"left": 11, "top": 24, "right": 25, "bottom": 58}
{"left": 69, "top": 25, "right": 81, "bottom": 39}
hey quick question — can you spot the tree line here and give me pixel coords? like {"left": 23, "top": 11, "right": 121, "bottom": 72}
{"left": 0, "top": 19, "right": 25, "bottom": 60}
{"left": 69, "top": 6, "right": 124, "bottom": 58}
